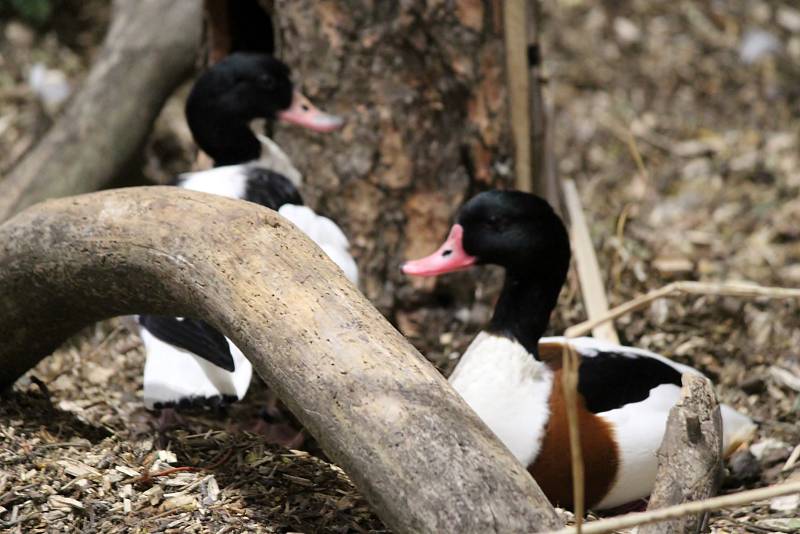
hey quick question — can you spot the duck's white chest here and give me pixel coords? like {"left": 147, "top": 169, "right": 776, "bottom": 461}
{"left": 449, "top": 332, "right": 553, "bottom": 466}
{"left": 178, "top": 165, "right": 248, "bottom": 199}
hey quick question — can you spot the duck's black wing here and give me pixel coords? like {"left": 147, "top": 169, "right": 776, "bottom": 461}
{"left": 244, "top": 168, "right": 303, "bottom": 209}
{"left": 576, "top": 349, "right": 683, "bottom": 413}
{"left": 138, "top": 315, "right": 235, "bottom": 372}
{"left": 539, "top": 337, "right": 686, "bottom": 414}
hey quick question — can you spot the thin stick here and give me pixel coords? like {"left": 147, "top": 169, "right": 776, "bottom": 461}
{"left": 561, "top": 342, "right": 584, "bottom": 532}
{"left": 545, "top": 479, "right": 800, "bottom": 534}
{"left": 565, "top": 281, "right": 800, "bottom": 339}
{"left": 562, "top": 178, "right": 619, "bottom": 344}
{"left": 503, "top": 0, "right": 533, "bottom": 192}
{"left": 131, "top": 447, "right": 234, "bottom": 485}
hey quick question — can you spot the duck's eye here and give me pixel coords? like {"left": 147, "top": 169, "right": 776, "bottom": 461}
{"left": 259, "top": 74, "right": 275, "bottom": 90}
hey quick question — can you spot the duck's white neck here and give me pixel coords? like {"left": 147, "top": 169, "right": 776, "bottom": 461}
{"left": 448, "top": 332, "right": 553, "bottom": 466}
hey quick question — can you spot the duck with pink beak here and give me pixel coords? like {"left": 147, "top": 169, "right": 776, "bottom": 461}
{"left": 139, "top": 53, "right": 358, "bottom": 445}
{"left": 402, "top": 190, "right": 755, "bottom": 511}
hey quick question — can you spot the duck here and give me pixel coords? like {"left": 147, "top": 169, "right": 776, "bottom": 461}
{"left": 139, "top": 52, "right": 357, "bottom": 415}
{"left": 402, "top": 189, "right": 755, "bottom": 511}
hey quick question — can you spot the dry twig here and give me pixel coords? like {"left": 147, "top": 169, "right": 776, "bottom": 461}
{"left": 561, "top": 342, "right": 585, "bottom": 533}
{"left": 132, "top": 447, "right": 235, "bottom": 485}
{"left": 565, "top": 281, "right": 800, "bottom": 338}
{"left": 562, "top": 178, "right": 619, "bottom": 344}
{"left": 546, "top": 480, "right": 800, "bottom": 534}
{"left": 503, "top": 0, "right": 533, "bottom": 192}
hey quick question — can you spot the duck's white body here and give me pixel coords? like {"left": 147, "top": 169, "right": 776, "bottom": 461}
{"left": 141, "top": 143, "right": 357, "bottom": 409}
{"left": 450, "top": 332, "right": 554, "bottom": 467}
{"left": 450, "top": 333, "right": 756, "bottom": 510}
{"left": 141, "top": 326, "right": 252, "bottom": 409}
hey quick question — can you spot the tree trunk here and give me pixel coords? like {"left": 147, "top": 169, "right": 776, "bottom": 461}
{"left": 271, "top": 0, "right": 512, "bottom": 314}
{"left": 0, "top": 187, "right": 562, "bottom": 533}
{"left": 0, "top": 0, "right": 202, "bottom": 223}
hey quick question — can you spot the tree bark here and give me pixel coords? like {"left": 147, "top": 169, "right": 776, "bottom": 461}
{"left": 0, "top": 187, "right": 562, "bottom": 533}
{"left": 639, "top": 374, "right": 723, "bottom": 534}
{"left": 0, "top": 0, "right": 202, "bottom": 223}
{"left": 271, "top": 0, "right": 512, "bottom": 314}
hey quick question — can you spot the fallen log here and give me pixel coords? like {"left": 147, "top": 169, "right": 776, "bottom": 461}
{"left": 0, "top": 187, "right": 563, "bottom": 533}
{"left": 639, "top": 373, "right": 723, "bottom": 534}
{"left": 0, "top": 0, "right": 202, "bottom": 223}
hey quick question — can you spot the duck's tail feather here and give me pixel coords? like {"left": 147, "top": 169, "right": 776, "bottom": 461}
{"left": 278, "top": 204, "right": 358, "bottom": 285}
{"left": 720, "top": 403, "right": 757, "bottom": 458}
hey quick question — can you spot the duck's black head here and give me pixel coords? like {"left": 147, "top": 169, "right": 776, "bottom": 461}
{"left": 186, "top": 53, "right": 343, "bottom": 165}
{"left": 187, "top": 53, "right": 293, "bottom": 124}
{"left": 403, "top": 190, "right": 571, "bottom": 352}
{"left": 403, "top": 190, "right": 570, "bottom": 281}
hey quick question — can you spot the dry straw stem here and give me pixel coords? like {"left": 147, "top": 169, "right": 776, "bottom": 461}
{"left": 565, "top": 281, "right": 800, "bottom": 339}
{"left": 562, "top": 178, "right": 619, "bottom": 344}
{"left": 545, "top": 479, "right": 800, "bottom": 534}
{"left": 503, "top": 0, "right": 533, "bottom": 193}
{"left": 561, "top": 342, "right": 585, "bottom": 533}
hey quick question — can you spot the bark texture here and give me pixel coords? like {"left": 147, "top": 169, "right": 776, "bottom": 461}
{"left": 0, "top": 187, "right": 562, "bottom": 533}
{"left": 640, "top": 373, "right": 723, "bottom": 534}
{"left": 0, "top": 0, "right": 202, "bottom": 223}
{"left": 271, "top": 0, "right": 512, "bottom": 314}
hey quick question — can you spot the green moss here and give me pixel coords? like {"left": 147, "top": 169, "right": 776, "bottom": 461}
{"left": 3, "top": 0, "right": 53, "bottom": 26}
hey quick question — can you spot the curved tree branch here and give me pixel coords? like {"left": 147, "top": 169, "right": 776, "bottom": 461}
{"left": 0, "top": 0, "right": 202, "bottom": 222}
{"left": 0, "top": 187, "right": 562, "bottom": 533}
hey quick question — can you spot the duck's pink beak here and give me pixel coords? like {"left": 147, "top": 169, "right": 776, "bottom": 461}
{"left": 402, "top": 224, "right": 477, "bottom": 277}
{"left": 278, "top": 90, "right": 344, "bottom": 132}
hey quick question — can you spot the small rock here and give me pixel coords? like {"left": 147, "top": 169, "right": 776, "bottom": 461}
{"left": 762, "top": 446, "right": 792, "bottom": 467}
{"left": 48, "top": 495, "right": 84, "bottom": 511}
{"left": 140, "top": 486, "right": 164, "bottom": 507}
{"left": 673, "top": 139, "right": 715, "bottom": 158}
{"left": 157, "top": 450, "right": 177, "bottom": 464}
{"left": 770, "top": 366, "right": 800, "bottom": 392}
{"left": 652, "top": 256, "right": 694, "bottom": 275}
{"left": 119, "top": 483, "right": 133, "bottom": 499}
{"left": 84, "top": 362, "right": 115, "bottom": 385}
{"left": 159, "top": 494, "right": 197, "bottom": 512}
{"left": 757, "top": 519, "right": 800, "bottom": 531}
{"left": 114, "top": 465, "right": 140, "bottom": 477}
{"left": 28, "top": 63, "right": 72, "bottom": 111}
{"left": 739, "top": 29, "right": 782, "bottom": 64}
{"left": 770, "top": 493, "right": 800, "bottom": 512}
{"left": 59, "top": 460, "right": 100, "bottom": 478}
{"left": 202, "top": 476, "right": 220, "bottom": 506}
{"left": 681, "top": 158, "right": 712, "bottom": 180}
{"left": 728, "top": 150, "right": 759, "bottom": 172}
{"left": 5, "top": 22, "right": 34, "bottom": 48}
{"left": 614, "top": 17, "right": 641, "bottom": 43}
{"left": 750, "top": 438, "right": 790, "bottom": 461}
{"left": 727, "top": 450, "right": 760, "bottom": 484}
{"left": 765, "top": 132, "right": 796, "bottom": 154}
{"left": 777, "top": 7, "right": 800, "bottom": 32}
